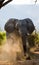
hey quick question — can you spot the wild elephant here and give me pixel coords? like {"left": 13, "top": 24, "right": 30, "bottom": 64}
{"left": 4, "top": 18, "right": 35, "bottom": 56}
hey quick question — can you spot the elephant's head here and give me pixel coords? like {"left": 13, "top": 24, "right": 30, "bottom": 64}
{"left": 15, "top": 18, "right": 35, "bottom": 37}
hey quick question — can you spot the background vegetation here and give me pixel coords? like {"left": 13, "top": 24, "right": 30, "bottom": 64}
{"left": 0, "top": 31, "right": 6, "bottom": 46}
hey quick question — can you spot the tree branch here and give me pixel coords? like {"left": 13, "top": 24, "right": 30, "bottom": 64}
{"left": 0, "top": 0, "right": 13, "bottom": 9}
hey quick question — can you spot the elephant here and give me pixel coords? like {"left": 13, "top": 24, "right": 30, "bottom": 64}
{"left": 4, "top": 18, "right": 35, "bottom": 56}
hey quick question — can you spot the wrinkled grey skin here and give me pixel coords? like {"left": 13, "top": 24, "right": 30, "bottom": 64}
{"left": 4, "top": 18, "right": 35, "bottom": 56}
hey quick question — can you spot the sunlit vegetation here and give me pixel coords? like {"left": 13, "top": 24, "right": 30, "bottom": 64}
{"left": 28, "top": 32, "right": 39, "bottom": 52}
{"left": 0, "top": 31, "right": 6, "bottom": 46}
{"left": 28, "top": 32, "right": 39, "bottom": 59}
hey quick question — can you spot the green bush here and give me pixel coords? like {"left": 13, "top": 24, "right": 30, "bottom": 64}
{"left": 28, "top": 32, "right": 39, "bottom": 48}
{"left": 0, "top": 31, "right": 6, "bottom": 46}
{"left": 27, "top": 33, "right": 39, "bottom": 59}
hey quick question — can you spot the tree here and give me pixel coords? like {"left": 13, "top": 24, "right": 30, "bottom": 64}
{"left": 0, "top": 0, "right": 13, "bottom": 9}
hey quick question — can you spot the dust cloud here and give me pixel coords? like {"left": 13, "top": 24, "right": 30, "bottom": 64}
{"left": 0, "top": 31, "right": 24, "bottom": 62}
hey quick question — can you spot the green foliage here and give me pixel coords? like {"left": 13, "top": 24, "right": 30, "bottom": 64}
{"left": 28, "top": 33, "right": 39, "bottom": 59}
{"left": 28, "top": 35, "right": 35, "bottom": 47}
{"left": 0, "top": 31, "right": 6, "bottom": 46}
{"left": 28, "top": 32, "right": 39, "bottom": 48}
{"left": 34, "top": 33, "right": 39, "bottom": 47}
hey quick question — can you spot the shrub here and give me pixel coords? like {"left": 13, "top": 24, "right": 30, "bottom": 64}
{"left": 0, "top": 31, "right": 6, "bottom": 46}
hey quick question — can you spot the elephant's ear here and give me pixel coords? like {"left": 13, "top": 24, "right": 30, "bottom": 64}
{"left": 5, "top": 24, "right": 15, "bottom": 33}
{"left": 4, "top": 19, "right": 16, "bottom": 33}
{"left": 4, "top": 18, "right": 18, "bottom": 33}
{"left": 26, "top": 18, "right": 35, "bottom": 34}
